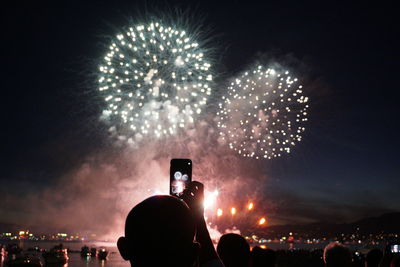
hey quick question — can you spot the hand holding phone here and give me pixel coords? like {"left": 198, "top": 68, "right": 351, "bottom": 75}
{"left": 181, "top": 181, "right": 204, "bottom": 221}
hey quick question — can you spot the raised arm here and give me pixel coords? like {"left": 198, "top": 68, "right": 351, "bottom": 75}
{"left": 183, "top": 181, "right": 223, "bottom": 266}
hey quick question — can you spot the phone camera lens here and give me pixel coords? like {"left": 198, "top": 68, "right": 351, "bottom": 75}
{"left": 174, "top": 171, "right": 182, "bottom": 180}
{"left": 182, "top": 174, "right": 188, "bottom": 181}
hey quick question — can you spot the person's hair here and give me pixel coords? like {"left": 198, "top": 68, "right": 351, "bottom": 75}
{"left": 323, "top": 242, "right": 352, "bottom": 267}
{"left": 391, "top": 255, "right": 400, "bottom": 267}
{"left": 217, "top": 233, "right": 250, "bottom": 267}
{"left": 366, "top": 248, "right": 383, "bottom": 267}
{"left": 251, "top": 246, "right": 276, "bottom": 267}
{"left": 118, "top": 195, "right": 198, "bottom": 267}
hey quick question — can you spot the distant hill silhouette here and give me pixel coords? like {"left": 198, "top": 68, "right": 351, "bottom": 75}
{"left": 1, "top": 212, "right": 400, "bottom": 237}
{"left": 261, "top": 212, "right": 400, "bottom": 237}
{"left": 0, "top": 222, "right": 21, "bottom": 233}
{"left": 354, "top": 212, "right": 400, "bottom": 233}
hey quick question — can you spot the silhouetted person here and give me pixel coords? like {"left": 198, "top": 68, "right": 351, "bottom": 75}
{"left": 251, "top": 246, "right": 276, "bottom": 267}
{"left": 118, "top": 181, "right": 223, "bottom": 267}
{"left": 217, "top": 233, "right": 250, "bottom": 267}
{"left": 353, "top": 252, "right": 364, "bottom": 267}
{"left": 323, "top": 242, "right": 352, "bottom": 267}
{"left": 117, "top": 195, "right": 200, "bottom": 267}
{"left": 251, "top": 246, "right": 264, "bottom": 267}
{"left": 391, "top": 255, "right": 400, "bottom": 267}
{"left": 366, "top": 249, "right": 383, "bottom": 267}
{"left": 379, "top": 244, "right": 397, "bottom": 267}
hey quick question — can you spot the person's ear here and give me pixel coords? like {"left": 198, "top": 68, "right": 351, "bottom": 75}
{"left": 117, "top": 236, "right": 131, "bottom": 261}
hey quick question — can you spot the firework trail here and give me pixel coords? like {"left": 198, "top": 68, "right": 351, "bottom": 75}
{"left": 217, "top": 65, "right": 309, "bottom": 159}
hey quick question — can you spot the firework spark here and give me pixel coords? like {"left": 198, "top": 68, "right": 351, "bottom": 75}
{"left": 231, "top": 207, "right": 237, "bottom": 215}
{"left": 98, "top": 21, "right": 213, "bottom": 143}
{"left": 217, "top": 65, "right": 309, "bottom": 159}
{"left": 217, "top": 208, "right": 223, "bottom": 217}
{"left": 204, "top": 189, "right": 219, "bottom": 210}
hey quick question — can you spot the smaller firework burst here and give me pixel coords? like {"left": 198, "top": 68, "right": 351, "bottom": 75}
{"left": 217, "top": 65, "right": 309, "bottom": 159}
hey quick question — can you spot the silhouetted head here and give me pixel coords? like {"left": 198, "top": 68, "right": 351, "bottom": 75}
{"left": 391, "top": 255, "right": 400, "bottom": 267}
{"left": 323, "top": 242, "right": 352, "bottom": 267}
{"left": 365, "top": 248, "right": 383, "bottom": 267}
{"left": 217, "top": 233, "right": 250, "bottom": 267}
{"left": 117, "top": 195, "right": 199, "bottom": 267}
{"left": 251, "top": 246, "right": 276, "bottom": 267}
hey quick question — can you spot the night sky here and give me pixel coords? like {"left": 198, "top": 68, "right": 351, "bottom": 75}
{"left": 1, "top": 1, "right": 399, "bottom": 229}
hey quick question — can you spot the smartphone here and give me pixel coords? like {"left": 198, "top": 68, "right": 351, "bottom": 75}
{"left": 170, "top": 159, "right": 192, "bottom": 197}
{"left": 391, "top": 244, "right": 400, "bottom": 253}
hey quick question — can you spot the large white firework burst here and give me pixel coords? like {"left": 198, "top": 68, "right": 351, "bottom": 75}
{"left": 217, "top": 65, "right": 309, "bottom": 159}
{"left": 98, "top": 21, "right": 213, "bottom": 143}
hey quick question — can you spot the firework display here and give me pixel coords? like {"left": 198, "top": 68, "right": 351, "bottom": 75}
{"left": 98, "top": 21, "right": 213, "bottom": 142}
{"left": 217, "top": 65, "right": 309, "bottom": 159}
{"left": 95, "top": 18, "right": 312, "bottom": 238}
{"left": 202, "top": 190, "right": 267, "bottom": 231}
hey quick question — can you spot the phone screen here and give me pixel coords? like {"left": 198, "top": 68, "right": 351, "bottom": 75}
{"left": 392, "top": 245, "right": 399, "bottom": 253}
{"left": 170, "top": 159, "right": 192, "bottom": 197}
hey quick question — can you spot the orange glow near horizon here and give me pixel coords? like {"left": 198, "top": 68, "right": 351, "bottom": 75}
{"left": 231, "top": 207, "right": 236, "bottom": 215}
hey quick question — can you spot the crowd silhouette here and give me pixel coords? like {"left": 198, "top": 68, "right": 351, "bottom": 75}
{"left": 117, "top": 181, "right": 398, "bottom": 267}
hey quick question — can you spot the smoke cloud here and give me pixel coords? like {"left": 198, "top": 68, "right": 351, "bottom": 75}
{"left": 1, "top": 115, "right": 272, "bottom": 241}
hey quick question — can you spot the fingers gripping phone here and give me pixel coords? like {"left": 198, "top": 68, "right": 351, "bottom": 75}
{"left": 170, "top": 159, "right": 192, "bottom": 197}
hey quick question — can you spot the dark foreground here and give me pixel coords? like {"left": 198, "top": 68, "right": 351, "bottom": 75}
{"left": 0, "top": 240, "right": 392, "bottom": 267}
